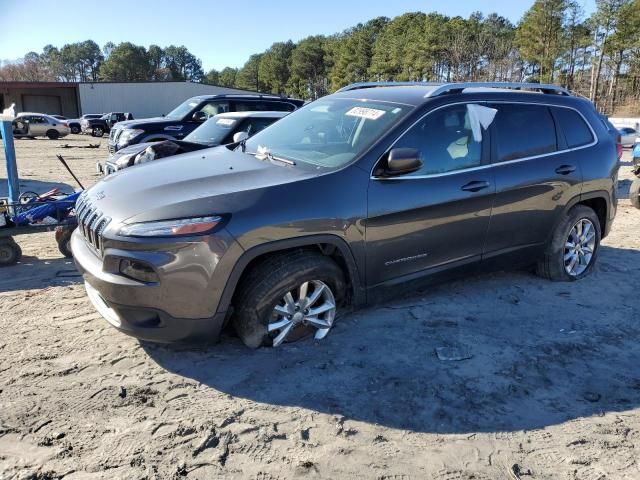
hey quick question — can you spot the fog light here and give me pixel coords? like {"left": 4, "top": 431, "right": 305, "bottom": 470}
{"left": 119, "top": 259, "right": 159, "bottom": 283}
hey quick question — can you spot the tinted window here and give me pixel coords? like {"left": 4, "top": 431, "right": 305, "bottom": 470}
{"left": 393, "top": 104, "right": 488, "bottom": 175}
{"left": 244, "top": 117, "right": 278, "bottom": 135}
{"left": 492, "top": 104, "right": 556, "bottom": 162}
{"left": 553, "top": 107, "right": 594, "bottom": 148}
{"left": 265, "top": 101, "right": 296, "bottom": 112}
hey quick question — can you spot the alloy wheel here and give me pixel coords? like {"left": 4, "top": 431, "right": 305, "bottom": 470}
{"left": 268, "top": 280, "right": 336, "bottom": 346}
{"left": 564, "top": 218, "right": 596, "bottom": 276}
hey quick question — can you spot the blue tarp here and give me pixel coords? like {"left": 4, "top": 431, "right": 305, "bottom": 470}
{"left": 13, "top": 192, "right": 81, "bottom": 226}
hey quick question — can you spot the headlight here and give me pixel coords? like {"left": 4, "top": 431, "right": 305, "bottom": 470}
{"left": 117, "top": 129, "right": 144, "bottom": 147}
{"left": 117, "top": 216, "right": 222, "bottom": 237}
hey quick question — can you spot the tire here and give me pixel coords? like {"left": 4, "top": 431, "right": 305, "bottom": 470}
{"left": 56, "top": 227, "right": 75, "bottom": 258}
{"left": 630, "top": 178, "right": 640, "bottom": 210}
{"left": 536, "top": 205, "right": 601, "bottom": 281}
{"left": 0, "top": 239, "right": 22, "bottom": 267}
{"left": 70, "top": 125, "right": 80, "bottom": 134}
{"left": 233, "top": 250, "right": 346, "bottom": 349}
{"left": 46, "top": 129, "right": 60, "bottom": 140}
{"left": 92, "top": 126, "right": 104, "bottom": 137}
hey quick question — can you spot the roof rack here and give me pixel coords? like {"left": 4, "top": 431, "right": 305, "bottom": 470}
{"left": 336, "top": 81, "right": 570, "bottom": 97}
{"left": 426, "top": 82, "right": 570, "bottom": 97}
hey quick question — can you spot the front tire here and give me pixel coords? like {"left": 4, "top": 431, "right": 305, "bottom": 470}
{"left": 233, "top": 250, "right": 345, "bottom": 349}
{"left": 536, "top": 205, "right": 601, "bottom": 281}
{"left": 0, "top": 239, "right": 22, "bottom": 267}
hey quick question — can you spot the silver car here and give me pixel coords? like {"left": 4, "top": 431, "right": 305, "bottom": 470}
{"left": 14, "top": 113, "right": 71, "bottom": 140}
{"left": 618, "top": 127, "right": 639, "bottom": 147}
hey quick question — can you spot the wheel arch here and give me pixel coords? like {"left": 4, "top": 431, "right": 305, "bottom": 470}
{"left": 561, "top": 191, "right": 611, "bottom": 239}
{"left": 217, "top": 235, "right": 366, "bottom": 316}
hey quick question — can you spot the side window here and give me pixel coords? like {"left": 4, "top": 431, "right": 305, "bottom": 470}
{"left": 31, "top": 116, "right": 46, "bottom": 124}
{"left": 491, "top": 104, "right": 557, "bottom": 162}
{"left": 245, "top": 118, "right": 276, "bottom": 136}
{"left": 200, "top": 102, "right": 229, "bottom": 117}
{"left": 265, "top": 101, "right": 296, "bottom": 112}
{"left": 232, "top": 101, "right": 257, "bottom": 112}
{"left": 393, "top": 104, "right": 492, "bottom": 175}
{"left": 552, "top": 107, "right": 594, "bottom": 148}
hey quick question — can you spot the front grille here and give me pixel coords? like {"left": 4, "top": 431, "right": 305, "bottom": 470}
{"left": 75, "top": 194, "right": 111, "bottom": 252}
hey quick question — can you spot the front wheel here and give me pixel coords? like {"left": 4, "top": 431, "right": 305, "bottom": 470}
{"left": 0, "top": 238, "right": 22, "bottom": 267}
{"left": 536, "top": 205, "right": 601, "bottom": 281}
{"left": 233, "top": 251, "right": 345, "bottom": 348}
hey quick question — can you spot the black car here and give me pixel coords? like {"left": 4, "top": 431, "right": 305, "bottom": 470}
{"left": 106, "top": 94, "right": 303, "bottom": 154}
{"left": 82, "top": 112, "right": 132, "bottom": 137}
{"left": 98, "top": 111, "right": 289, "bottom": 175}
{"left": 72, "top": 82, "right": 618, "bottom": 349}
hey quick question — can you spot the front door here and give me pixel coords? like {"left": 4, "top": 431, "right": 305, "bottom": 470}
{"left": 366, "top": 103, "right": 496, "bottom": 286}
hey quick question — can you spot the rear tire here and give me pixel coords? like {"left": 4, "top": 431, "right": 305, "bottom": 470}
{"left": 630, "top": 178, "right": 640, "bottom": 210}
{"left": 92, "top": 126, "right": 104, "bottom": 137}
{"left": 46, "top": 129, "right": 60, "bottom": 140}
{"left": 56, "top": 227, "right": 75, "bottom": 258}
{"left": 233, "top": 250, "right": 345, "bottom": 349}
{"left": 70, "top": 125, "right": 80, "bottom": 134}
{"left": 0, "top": 239, "right": 22, "bottom": 267}
{"left": 536, "top": 205, "right": 601, "bottom": 281}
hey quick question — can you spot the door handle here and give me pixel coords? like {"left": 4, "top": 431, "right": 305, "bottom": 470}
{"left": 555, "top": 165, "right": 576, "bottom": 175}
{"left": 461, "top": 180, "right": 490, "bottom": 192}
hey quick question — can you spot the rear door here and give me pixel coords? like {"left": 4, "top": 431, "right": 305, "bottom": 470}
{"left": 28, "top": 116, "right": 48, "bottom": 136}
{"left": 366, "top": 102, "right": 496, "bottom": 286}
{"left": 483, "top": 103, "right": 586, "bottom": 263}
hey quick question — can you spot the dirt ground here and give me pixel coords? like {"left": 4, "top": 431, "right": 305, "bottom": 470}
{"left": 1, "top": 135, "right": 639, "bottom": 480}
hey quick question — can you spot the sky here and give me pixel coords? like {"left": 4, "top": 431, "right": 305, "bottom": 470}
{"left": 0, "top": 0, "right": 596, "bottom": 72}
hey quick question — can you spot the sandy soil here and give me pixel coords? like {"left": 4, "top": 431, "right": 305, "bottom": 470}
{"left": 1, "top": 135, "right": 639, "bottom": 480}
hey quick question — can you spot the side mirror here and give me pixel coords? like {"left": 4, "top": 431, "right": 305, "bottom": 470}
{"left": 233, "top": 131, "right": 249, "bottom": 143}
{"left": 192, "top": 111, "right": 207, "bottom": 122}
{"left": 378, "top": 148, "right": 423, "bottom": 177}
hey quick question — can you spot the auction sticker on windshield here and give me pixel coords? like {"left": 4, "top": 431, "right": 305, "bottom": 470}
{"left": 345, "top": 107, "right": 386, "bottom": 120}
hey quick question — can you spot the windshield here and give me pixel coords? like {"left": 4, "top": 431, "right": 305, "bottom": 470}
{"left": 166, "top": 98, "right": 200, "bottom": 120}
{"left": 243, "top": 98, "right": 411, "bottom": 168}
{"left": 184, "top": 116, "right": 238, "bottom": 145}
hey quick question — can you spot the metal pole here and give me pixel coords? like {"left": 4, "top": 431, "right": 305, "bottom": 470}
{"left": 0, "top": 120, "right": 20, "bottom": 207}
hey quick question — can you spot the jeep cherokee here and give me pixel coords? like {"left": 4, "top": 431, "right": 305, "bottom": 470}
{"left": 72, "top": 82, "right": 618, "bottom": 348}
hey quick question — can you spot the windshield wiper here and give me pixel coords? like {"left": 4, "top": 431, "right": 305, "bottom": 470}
{"left": 248, "top": 150, "right": 296, "bottom": 166}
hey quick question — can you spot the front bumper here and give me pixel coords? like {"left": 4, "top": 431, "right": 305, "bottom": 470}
{"left": 71, "top": 228, "right": 239, "bottom": 343}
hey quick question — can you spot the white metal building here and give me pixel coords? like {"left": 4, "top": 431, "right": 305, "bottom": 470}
{"left": 78, "top": 82, "right": 257, "bottom": 118}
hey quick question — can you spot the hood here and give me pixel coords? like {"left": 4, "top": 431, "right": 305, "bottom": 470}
{"left": 85, "top": 146, "right": 319, "bottom": 227}
{"left": 108, "top": 142, "right": 155, "bottom": 162}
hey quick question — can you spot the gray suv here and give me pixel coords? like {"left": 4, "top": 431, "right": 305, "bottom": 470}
{"left": 72, "top": 82, "right": 618, "bottom": 348}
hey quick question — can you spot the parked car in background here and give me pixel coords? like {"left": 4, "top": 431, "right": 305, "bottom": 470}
{"left": 51, "top": 115, "right": 67, "bottom": 121}
{"left": 13, "top": 113, "right": 70, "bottom": 139}
{"left": 618, "top": 127, "right": 639, "bottom": 147}
{"left": 82, "top": 112, "right": 132, "bottom": 137}
{"left": 66, "top": 114, "right": 103, "bottom": 134}
{"left": 107, "top": 94, "right": 304, "bottom": 155}
{"left": 99, "top": 111, "right": 288, "bottom": 175}
{"left": 72, "top": 82, "right": 618, "bottom": 349}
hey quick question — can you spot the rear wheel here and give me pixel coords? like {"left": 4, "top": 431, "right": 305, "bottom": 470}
{"left": 233, "top": 251, "right": 345, "bottom": 348}
{"left": 92, "top": 126, "right": 104, "bottom": 137}
{"left": 70, "top": 125, "right": 80, "bottom": 134}
{"left": 46, "top": 129, "right": 60, "bottom": 140}
{"left": 56, "top": 227, "right": 75, "bottom": 258}
{"left": 630, "top": 178, "right": 640, "bottom": 210}
{"left": 536, "top": 205, "right": 601, "bottom": 281}
{"left": 0, "top": 238, "right": 22, "bottom": 267}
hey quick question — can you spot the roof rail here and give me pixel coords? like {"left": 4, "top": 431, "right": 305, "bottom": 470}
{"left": 336, "top": 81, "right": 570, "bottom": 97}
{"left": 336, "top": 81, "right": 441, "bottom": 93}
{"left": 426, "top": 82, "right": 570, "bottom": 97}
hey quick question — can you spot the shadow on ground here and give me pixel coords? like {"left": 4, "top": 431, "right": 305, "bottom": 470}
{"left": 0, "top": 256, "right": 81, "bottom": 293}
{"left": 144, "top": 245, "right": 640, "bottom": 434}
{"left": 0, "top": 178, "right": 75, "bottom": 198}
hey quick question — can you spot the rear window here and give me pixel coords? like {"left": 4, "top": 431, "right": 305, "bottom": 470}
{"left": 553, "top": 107, "right": 594, "bottom": 148}
{"left": 491, "top": 104, "right": 557, "bottom": 162}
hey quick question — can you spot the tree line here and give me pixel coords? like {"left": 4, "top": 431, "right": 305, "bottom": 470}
{"left": 0, "top": 41, "right": 204, "bottom": 83}
{"left": 1, "top": 0, "right": 638, "bottom": 114}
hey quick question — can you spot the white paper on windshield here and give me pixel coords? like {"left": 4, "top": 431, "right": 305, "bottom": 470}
{"left": 216, "top": 118, "right": 235, "bottom": 126}
{"left": 346, "top": 107, "right": 386, "bottom": 120}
